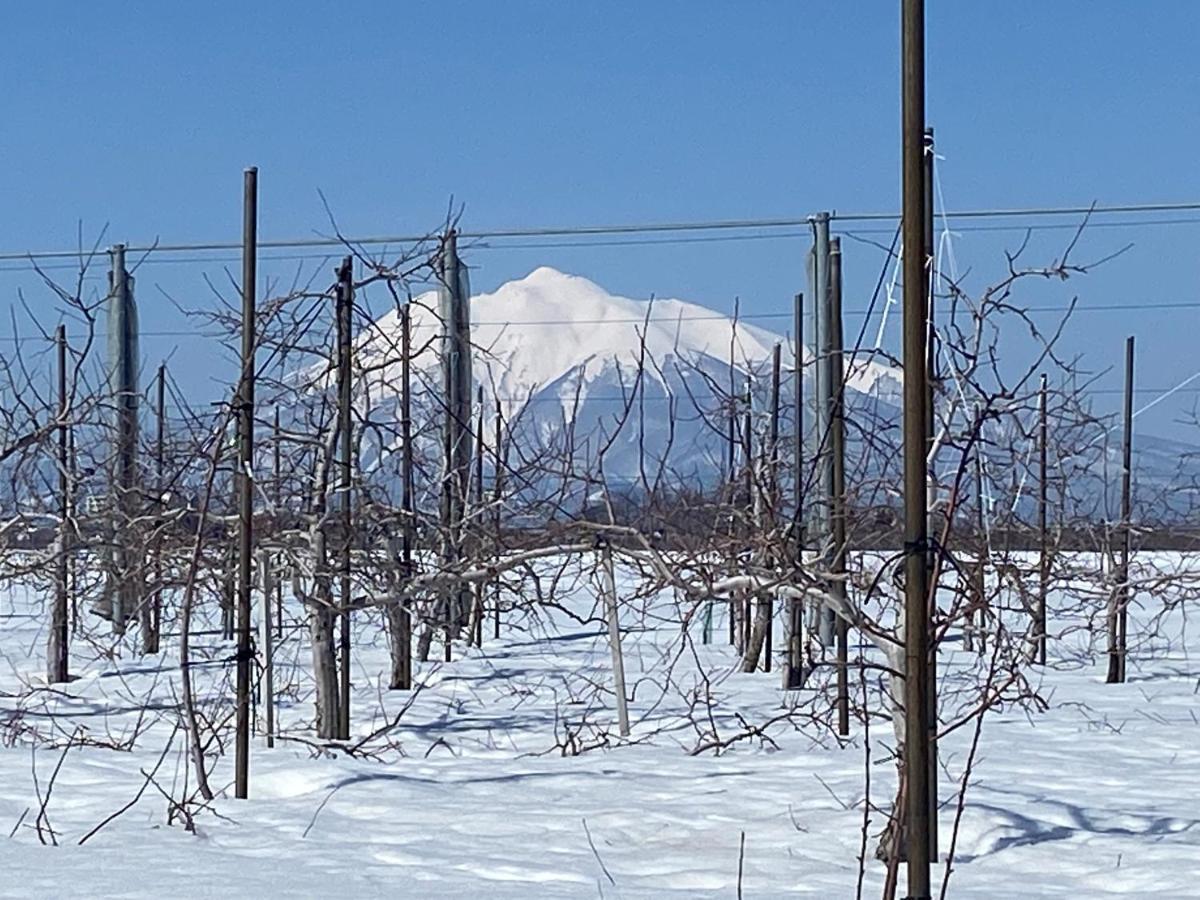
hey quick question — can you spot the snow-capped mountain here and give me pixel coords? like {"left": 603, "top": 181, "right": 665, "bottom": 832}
{"left": 354, "top": 266, "right": 901, "bottom": 485}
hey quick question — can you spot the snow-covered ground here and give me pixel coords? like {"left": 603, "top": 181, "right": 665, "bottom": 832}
{"left": 1, "top": 558, "right": 1198, "bottom": 898}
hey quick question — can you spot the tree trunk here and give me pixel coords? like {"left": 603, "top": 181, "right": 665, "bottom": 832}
{"left": 740, "top": 594, "right": 771, "bottom": 672}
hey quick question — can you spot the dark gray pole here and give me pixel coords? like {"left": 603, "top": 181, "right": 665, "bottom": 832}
{"left": 785, "top": 292, "right": 806, "bottom": 689}
{"left": 148, "top": 363, "right": 166, "bottom": 654}
{"left": 234, "top": 166, "right": 257, "bottom": 800}
{"left": 922, "top": 124, "right": 940, "bottom": 865}
{"left": 1037, "top": 373, "right": 1048, "bottom": 665}
{"left": 273, "top": 407, "right": 283, "bottom": 638}
{"left": 902, "top": 0, "right": 932, "bottom": 892}
{"left": 727, "top": 340, "right": 737, "bottom": 648}
{"left": 1109, "top": 337, "right": 1134, "bottom": 683}
{"left": 398, "top": 304, "right": 414, "bottom": 687}
{"left": 108, "top": 242, "right": 138, "bottom": 634}
{"left": 438, "top": 230, "right": 472, "bottom": 655}
{"left": 829, "top": 240, "right": 849, "bottom": 736}
{"left": 49, "top": 324, "right": 70, "bottom": 683}
{"left": 809, "top": 214, "right": 835, "bottom": 648}
{"left": 473, "top": 384, "right": 485, "bottom": 646}
{"left": 971, "top": 422, "right": 986, "bottom": 655}
{"left": 764, "top": 343, "right": 781, "bottom": 673}
{"left": 924, "top": 127, "right": 936, "bottom": 448}
{"left": 741, "top": 376, "right": 753, "bottom": 653}
{"left": 336, "top": 256, "right": 354, "bottom": 739}
{"left": 493, "top": 399, "right": 504, "bottom": 639}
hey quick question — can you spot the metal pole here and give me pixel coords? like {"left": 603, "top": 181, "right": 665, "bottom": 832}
{"left": 234, "top": 166, "right": 257, "bottom": 800}
{"left": 785, "top": 292, "right": 806, "bottom": 689}
{"left": 472, "top": 384, "right": 485, "bottom": 646}
{"left": 273, "top": 407, "right": 283, "bottom": 638}
{"left": 741, "top": 376, "right": 753, "bottom": 653}
{"left": 1037, "top": 373, "right": 1048, "bottom": 664}
{"left": 902, "top": 0, "right": 932, "bottom": 892}
{"left": 764, "top": 343, "right": 781, "bottom": 673}
{"left": 260, "top": 549, "right": 274, "bottom": 748}
{"left": 49, "top": 325, "right": 70, "bottom": 683}
{"left": 922, "top": 124, "right": 941, "bottom": 865}
{"left": 397, "top": 303, "right": 415, "bottom": 689}
{"left": 972, "top": 428, "right": 986, "bottom": 655}
{"left": 727, "top": 340, "right": 737, "bottom": 648}
{"left": 493, "top": 397, "right": 503, "bottom": 641}
{"left": 336, "top": 256, "right": 353, "bottom": 739}
{"left": 829, "top": 240, "right": 849, "bottom": 736}
{"left": 1109, "top": 336, "right": 1134, "bottom": 683}
{"left": 147, "top": 363, "right": 165, "bottom": 654}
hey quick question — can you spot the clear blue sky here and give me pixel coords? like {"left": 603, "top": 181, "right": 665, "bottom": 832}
{"left": 3, "top": 2, "right": 1199, "bottom": 435}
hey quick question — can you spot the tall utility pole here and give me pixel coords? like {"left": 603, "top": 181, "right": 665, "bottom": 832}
{"left": 1037, "top": 373, "right": 1049, "bottom": 665}
{"left": 438, "top": 230, "right": 473, "bottom": 646}
{"left": 234, "top": 166, "right": 257, "bottom": 800}
{"left": 828, "top": 240, "right": 849, "bottom": 736}
{"left": 808, "top": 213, "right": 834, "bottom": 647}
{"left": 785, "top": 291, "right": 806, "bottom": 690}
{"left": 1109, "top": 336, "right": 1135, "bottom": 683}
{"left": 107, "top": 242, "right": 139, "bottom": 634}
{"left": 48, "top": 325, "right": 70, "bottom": 683}
{"left": 902, "top": 0, "right": 932, "bottom": 894}
{"left": 335, "top": 256, "right": 354, "bottom": 739}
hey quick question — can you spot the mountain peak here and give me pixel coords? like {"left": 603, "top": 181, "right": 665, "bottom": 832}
{"left": 361, "top": 266, "right": 900, "bottom": 419}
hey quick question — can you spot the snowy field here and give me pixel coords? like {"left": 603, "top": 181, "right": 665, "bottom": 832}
{"left": 1, "top": 556, "right": 1198, "bottom": 898}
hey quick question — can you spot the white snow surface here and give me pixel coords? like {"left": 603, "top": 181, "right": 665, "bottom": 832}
{"left": 1, "top": 557, "right": 1198, "bottom": 897}
{"left": 359, "top": 266, "right": 901, "bottom": 418}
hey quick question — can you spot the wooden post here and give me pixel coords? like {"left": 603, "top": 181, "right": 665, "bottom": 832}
{"left": 335, "top": 256, "right": 354, "bottom": 739}
{"left": 600, "top": 541, "right": 630, "bottom": 737}
{"left": 48, "top": 325, "right": 70, "bottom": 683}
{"left": 829, "top": 240, "right": 850, "bottom": 736}
{"left": 234, "top": 166, "right": 257, "bottom": 800}
{"left": 1108, "top": 336, "right": 1134, "bottom": 683}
